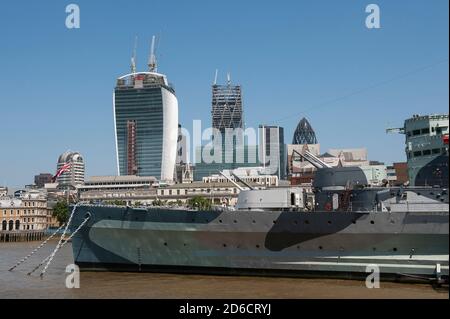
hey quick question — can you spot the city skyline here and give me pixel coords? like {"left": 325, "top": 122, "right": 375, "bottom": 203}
{"left": 0, "top": 0, "right": 448, "bottom": 187}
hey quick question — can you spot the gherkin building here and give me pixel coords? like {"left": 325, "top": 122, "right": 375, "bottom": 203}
{"left": 292, "top": 117, "right": 318, "bottom": 144}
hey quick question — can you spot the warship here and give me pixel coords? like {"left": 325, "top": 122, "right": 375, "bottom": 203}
{"left": 69, "top": 115, "right": 449, "bottom": 282}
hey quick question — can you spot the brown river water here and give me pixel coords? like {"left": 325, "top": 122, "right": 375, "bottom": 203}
{"left": 0, "top": 240, "right": 448, "bottom": 299}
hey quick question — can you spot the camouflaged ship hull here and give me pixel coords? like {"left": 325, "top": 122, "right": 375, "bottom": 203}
{"left": 69, "top": 205, "right": 449, "bottom": 281}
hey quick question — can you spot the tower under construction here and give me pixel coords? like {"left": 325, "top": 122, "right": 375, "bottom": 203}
{"left": 211, "top": 72, "right": 243, "bottom": 133}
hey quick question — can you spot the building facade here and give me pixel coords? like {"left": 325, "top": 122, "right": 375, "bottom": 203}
{"left": 292, "top": 117, "right": 318, "bottom": 145}
{"left": 194, "top": 145, "right": 260, "bottom": 181}
{"left": 56, "top": 151, "right": 85, "bottom": 188}
{"left": 114, "top": 43, "right": 178, "bottom": 182}
{"left": 0, "top": 191, "right": 53, "bottom": 232}
{"left": 211, "top": 76, "right": 243, "bottom": 133}
{"left": 203, "top": 167, "right": 279, "bottom": 187}
{"left": 34, "top": 173, "right": 53, "bottom": 188}
{"left": 258, "top": 125, "right": 286, "bottom": 180}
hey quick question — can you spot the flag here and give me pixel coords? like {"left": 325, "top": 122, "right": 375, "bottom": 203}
{"left": 53, "top": 163, "right": 71, "bottom": 182}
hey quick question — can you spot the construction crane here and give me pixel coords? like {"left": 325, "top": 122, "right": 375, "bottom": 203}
{"left": 131, "top": 35, "right": 138, "bottom": 74}
{"left": 148, "top": 35, "right": 157, "bottom": 72}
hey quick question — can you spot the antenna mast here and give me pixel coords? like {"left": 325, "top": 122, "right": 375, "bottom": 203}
{"left": 148, "top": 35, "right": 157, "bottom": 72}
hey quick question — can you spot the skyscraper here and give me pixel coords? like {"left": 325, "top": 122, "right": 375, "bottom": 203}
{"left": 193, "top": 72, "right": 257, "bottom": 181}
{"left": 211, "top": 72, "right": 243, "bottom": 133}
{"left": 258, "top": 125, "right": 286, "bottom": 180}
{"left": 113, "top": 37, "right": 178, "bottom": 182}
{"left": 292, "top": 117, "right": 318, "bottom": 145}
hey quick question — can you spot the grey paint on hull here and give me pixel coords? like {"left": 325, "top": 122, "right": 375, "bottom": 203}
{"left": 69, "top": 205, "right": 449, "bottom": 279}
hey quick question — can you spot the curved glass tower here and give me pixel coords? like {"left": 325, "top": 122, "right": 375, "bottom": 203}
{"left": 113, "top": 71, "right": 178, "bottom": 182}
{"left": 292, "top": 117, "right": 318, "bottom": 145}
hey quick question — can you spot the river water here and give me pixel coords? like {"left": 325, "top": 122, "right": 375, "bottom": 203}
{"left": 0, "top": 240, "right": 447, "bottom": 299}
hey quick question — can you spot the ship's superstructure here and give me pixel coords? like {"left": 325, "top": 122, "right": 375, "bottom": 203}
{"left": 404, "top": 114, "right": 449, "bottom": 187}
{"left": 388, "top": 114, "right": 449, "bottom": 187}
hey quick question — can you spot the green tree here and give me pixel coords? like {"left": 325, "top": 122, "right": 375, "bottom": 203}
{"left": 187, "top": 196, "right": 211, "bottom": 211}
{"left": 110, "top": 200, "right": 127, "bottom": 206}
{"left": 152, "top": 199, "right": 166, "bottom": 206}
{"left": 52, "top": 201, "right": 69, "bottom": 226}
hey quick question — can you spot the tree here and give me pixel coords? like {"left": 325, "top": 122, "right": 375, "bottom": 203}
{"left": 53, "top": 201, "right": 69, "bottom": 226}
{"left": 152, "top": 199, "right": 166, "bottom": 206}
{"left": 187, "top": 196, "right": 211, "bottom": 211}
{"left": 109, "top": 200, "right": 126, "bottom": 206}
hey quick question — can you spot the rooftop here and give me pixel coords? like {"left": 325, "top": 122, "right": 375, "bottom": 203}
{"left": 86, "top": 175, "right": 157, "bottom": 184}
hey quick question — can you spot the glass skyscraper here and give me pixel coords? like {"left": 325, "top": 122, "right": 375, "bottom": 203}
{"left": 258, "top": 125, "right": 286, "bottom": 180}
{"left": 113, "top": 72, "right": 178, "bottom": 181}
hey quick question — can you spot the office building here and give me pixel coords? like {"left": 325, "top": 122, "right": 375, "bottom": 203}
{"left": 56, "top": 151, "right": 85, "bottom": 188}
{"left": 258, "top": 125, "right": 286, "bottom": 180}
{"left": 113, "top": 36, "right": 178, "bottom": 182}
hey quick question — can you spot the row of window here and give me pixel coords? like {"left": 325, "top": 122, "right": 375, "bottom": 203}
{"left": 407, "top": 126, "right": 447, "bottom": 137}
{"left": 158, "top": 188, "right": 239, "bottom": 196}
{"left": 407, "top": 147, "right": 448, "bottom": 159}
{"left": 2, "top": 209, "right": 47, "bottom": 216}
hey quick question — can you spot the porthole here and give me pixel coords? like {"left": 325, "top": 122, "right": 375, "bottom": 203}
{"left": 219, "top": 219, "right": 223, "bottom": 223}
{"left": 370, "top": 220, "right": 375, "bottom": 224}
{"left": 372, "top": 247, "right": 377, "bottom": 251}
{"left": 319, "top": 246, "right": 323, "bottom": 250}
{"left": 256, "top": 244, "right": 260, "bottom": 248}
{"left": 252, "top": 220, "right": 256, "bottom": 224}
{"left": 327, "top": 221, "right": 332, "bottom": 225}
{"left": 233, "top": 220, "right": 237, "bottom": 223}
{"left": 304, "top": 220, "right": 310, "bottom": 225}
{"left": 164, "top": 242, "right": 168, "bottom": 246}
{"left": 393, "top": 247, "right": 398, "bottom": 252}
{"left": 223, "top": 244, "right": 227, "bottom": 248}
{"left": 273, "top": 220, "right": 277, "bottom": 224}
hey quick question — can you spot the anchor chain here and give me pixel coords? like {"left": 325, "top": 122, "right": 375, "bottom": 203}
{"left": 30, "top": 214, "right": 90, "bottom": 277}
{"left": 9, "top": 223, "right": 67, "bottom": 271}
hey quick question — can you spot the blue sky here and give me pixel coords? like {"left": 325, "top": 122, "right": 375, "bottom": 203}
{"left": 0, "top": 0, "right": 448, "bottom": 187}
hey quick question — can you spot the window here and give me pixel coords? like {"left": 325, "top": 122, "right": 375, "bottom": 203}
{"left": 412, "top": 130, "right": 421, "bottom": 136}
{"left": 422, "top": 150, "right": 431, "bottom": 156}
{"left": 421, "top": 128, "right": 430, "bottom": 134}
{"left": 432, "top": 148, "right": 441, "bottom": 154}
{"left": 413, "top": 151, "right": 422, "bottom": 157}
